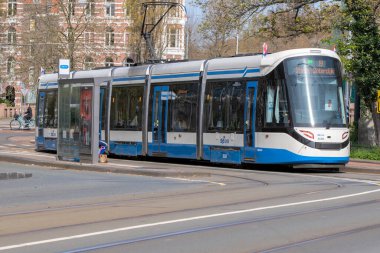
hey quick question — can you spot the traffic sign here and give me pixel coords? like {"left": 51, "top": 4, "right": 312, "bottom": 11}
{"left": 59, "top": 59, "right": 70, "bottom": 78}
{"left": 377, "top": 90, "right": 380, "bottom": 113}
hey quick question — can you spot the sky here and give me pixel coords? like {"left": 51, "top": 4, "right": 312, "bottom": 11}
{"left": 185, "top": 0, "right": 203, "bottom": 24}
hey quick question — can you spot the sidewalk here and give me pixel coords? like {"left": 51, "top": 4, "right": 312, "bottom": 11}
{"left": 344, "top": 159, "right": 380, "bottom": 173}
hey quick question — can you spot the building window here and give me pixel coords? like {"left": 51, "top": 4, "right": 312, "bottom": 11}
{"left": 84, "top": 29, "right": 94, "bottom": 44}
{"left": 85, "top": 0, "right": 95, "bottom": 16}
{"left": 84, "top": 56, "right": 94, "bottom": 70}
{"left": 7, "top": 27, "right": 16, "bottom": 45}
{"left": 29, "top": 39, "right": 35, "bottom": 56}
{"left": 123, "top": 31, "right": 129, "bottom": 46}
{"left": 123, "top": 57, "right": 134, "bottom": 66}
{"left": 30, "top": 19, "right": 36, "bottom": 31}
{"left": 167, "top": 27, "right": 180, "bottom": 48}
{"left": 124, "top": 6, "right": 130, "bottom": 18}
{"left": 105, "top": 57, "right": 113, "bottom": 67}
{"left": 8, "top": 0, "right": 17, "bottom": 16}
{"left": 29, "top": 67, "right": 35, "bottom": 84}
{"left": 105, "top": 0, "right": 115, "bottom": 17}
{"left": 7, "top": 57, "right": 16, "bottom": 76}
{"left": 105, "top": 27, "right": 114, "bottom": 46}
{"left": 169, "top": 6, "right": 180, "bottom": 17}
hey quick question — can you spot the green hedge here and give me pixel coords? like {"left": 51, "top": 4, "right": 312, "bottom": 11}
{"left": 350, "top": 146, "right": 380, "bottom": 160}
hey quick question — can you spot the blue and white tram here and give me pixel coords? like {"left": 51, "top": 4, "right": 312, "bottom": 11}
{"left": 38, "top": 48, "right": 350, "bottom": 167}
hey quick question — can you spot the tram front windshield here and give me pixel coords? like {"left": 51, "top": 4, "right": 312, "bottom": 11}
{"left": 284, "top": 56, "right": 347, "bottom": 128}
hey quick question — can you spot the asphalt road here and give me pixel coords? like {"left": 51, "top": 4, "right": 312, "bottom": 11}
{"left": 1, "top": 125, "right": 380, "bottom": 252}
{"left": 1, "top": 160, "right": 380, "bottom": 252}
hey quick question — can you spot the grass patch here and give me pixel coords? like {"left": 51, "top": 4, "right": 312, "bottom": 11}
{"left": 350, "top": 146, "right": 380, "bottom": 161}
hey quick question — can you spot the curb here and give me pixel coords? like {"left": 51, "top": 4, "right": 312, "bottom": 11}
{"left": 0, "top": 154, "right": 211, "bottom": 178}
{"left": 349, "top": 159, "right": 380, "bottom": 165}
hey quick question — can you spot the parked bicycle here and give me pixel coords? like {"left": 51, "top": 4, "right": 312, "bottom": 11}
{"left": 10, "top": 114, "right": 35, "bottom": 130}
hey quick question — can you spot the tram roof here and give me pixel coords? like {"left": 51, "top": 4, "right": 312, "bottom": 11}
{"left": 206, "top": 55, "right": 262, "bottom": 80}
{"left": 112, "top": 65, "right": 150, "bottom": 85}
{"left": 151, "top": 60, "right": 205, "bottom": 83}
{"left": 260, "top": 48, "right": 340, "bottom": 76}
{"left": 38, "top": 73, "right": 58, "bottom": 89}
{"left": 72, "top": 68, "right": 114, "bottom": 79}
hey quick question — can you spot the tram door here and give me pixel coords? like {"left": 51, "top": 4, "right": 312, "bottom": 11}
{"left": 244, "top": 81, "right": 258, "bottom": 161}
{"left": 152, "top": 86, "right": 169, "bottom": 152}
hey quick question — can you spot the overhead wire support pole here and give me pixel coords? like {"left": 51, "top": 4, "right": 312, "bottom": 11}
{"left": 140, "top": 2, "right": 186, "bottom": 62}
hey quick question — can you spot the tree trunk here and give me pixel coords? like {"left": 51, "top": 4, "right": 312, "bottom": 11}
{"left": 371, "top": 102, "right": 380, "bottom": 146}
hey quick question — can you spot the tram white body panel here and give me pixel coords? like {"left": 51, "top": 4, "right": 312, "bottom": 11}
{"left": 294, "top": 127, "right": 349, "bottom": 143}
{"left": 167, "top": 132, "right": 196, "bottom": 145}
{"left": 256, "top": 131, "right": 349, "bottom": 158}
{"left": 43, "top": 128, "right": 58, "bottom": 138}
{"left": 110, "top": 131, "right": 142, "bottom": 142}
{"left": 203, "top": 133, "right": 244, "bottom": 147}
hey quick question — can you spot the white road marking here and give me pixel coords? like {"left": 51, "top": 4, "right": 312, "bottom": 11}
{"left": 165, "top": 177, "right": 226, "bottom": 186}
{"left": 1, "top": 187, "right": 380, "bottom": 251}
{"left": 4, "top": 144, "right": 16, "bottom": 147}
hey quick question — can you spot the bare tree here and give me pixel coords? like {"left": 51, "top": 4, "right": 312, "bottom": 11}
{"left": 195, "top": 0, "right": 341, "bottom": 57}
{"left": 125, "top": 0, "right": 186, "bottom": 62}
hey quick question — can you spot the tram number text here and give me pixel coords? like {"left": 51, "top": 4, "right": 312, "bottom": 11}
{"left": 220, "top": 136, "right": 230, "bottom": 144}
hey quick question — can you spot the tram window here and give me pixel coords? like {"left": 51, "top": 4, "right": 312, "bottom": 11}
{"left": 167, "top": 83, "right": 198, "bottom": 132}
{"left": 264, "top": 79, "right": 290, "bottom": 127}
{"left": 44, "top": 91, "right": 58, "bottom": 128}
{"left": 110, "top": 86, "right": 144, "bottom": 130}
{"left": 204, "top": 81, "right": 245, "bottom": 133}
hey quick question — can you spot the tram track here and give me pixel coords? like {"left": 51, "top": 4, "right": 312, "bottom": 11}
{"left": 0, "top": 175, "right": 347, "bottom": 239}
{"left": 57, "top": 199, "right": 380, "bottom": 253}
{"left": 260, "top": 222, "right": 380, "bottom": 253}
{"left": 0, "top": 169, "right": 345, "bottom": 219}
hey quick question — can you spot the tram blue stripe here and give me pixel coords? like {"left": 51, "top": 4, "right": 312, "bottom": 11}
{"left": 113, "top": 76, "right": 146, "bottom": 82}
{"left": 152, "top": 73, "right": 200, "bottom": 80}
{"left": 207, "top": 68, "right": 260, "bottom": 76}
{"left": 255, "top": 148, "right": 349, "bottom": 164}
{"left": 40, "top": 82, "right": 58, "bottom": 87}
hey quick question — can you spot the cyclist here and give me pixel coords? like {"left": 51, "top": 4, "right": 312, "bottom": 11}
{"left": 24, "top": 104, "right": 32, "bottom": 127}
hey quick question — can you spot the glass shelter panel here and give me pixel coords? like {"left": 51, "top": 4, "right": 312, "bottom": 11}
{"left": 58, "top": 82, "right": 94, "bottom": 162}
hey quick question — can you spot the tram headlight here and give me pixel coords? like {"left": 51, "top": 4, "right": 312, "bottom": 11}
{"left": 300, "top": 130, "right": 314, "bottom": 140}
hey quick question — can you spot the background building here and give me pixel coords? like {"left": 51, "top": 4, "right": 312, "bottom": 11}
{"left": 0, "top": 0, "right": 186, "bottom": 109}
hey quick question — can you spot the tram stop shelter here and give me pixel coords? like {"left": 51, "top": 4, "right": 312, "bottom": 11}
{"left": 57, "top": 77, "right": 109, "bottom": 164}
